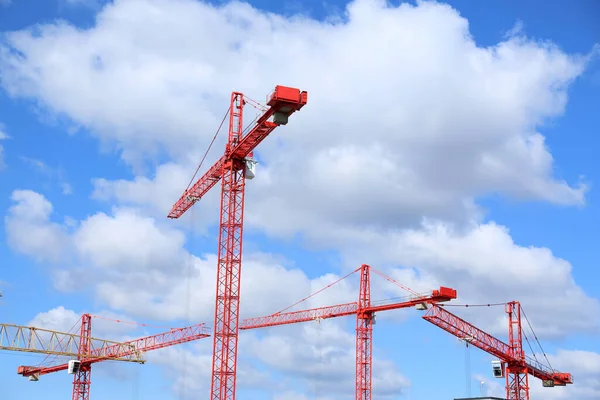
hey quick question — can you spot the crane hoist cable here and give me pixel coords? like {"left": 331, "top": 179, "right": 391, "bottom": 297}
{"left": 439, "top": 302, "right": 507, "bottom": 307}
{"left": 185, "top": 106, "right": 230, "bottom": 192}
{"left": 439, "top": 302, "right": 554, "bottom": 371}
{"left": 37, "top": 315, "right": 81, "bottom": 368}
{"left": 185, "top": 94, "right": 265, "bottom": 193}
{"left": 521, "top": 306, "right": 553, "bottom": 370}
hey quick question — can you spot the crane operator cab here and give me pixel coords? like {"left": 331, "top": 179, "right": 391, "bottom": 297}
{"left": 68, "top": 360, "right": 81, "bottom": 375}
{"left": 244, "top": 157, "right": 257, "bottom": 180}
{"left": 492, "top": 360, "right": 505, "bottom": 378}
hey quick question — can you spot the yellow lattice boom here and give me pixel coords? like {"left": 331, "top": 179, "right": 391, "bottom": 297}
{"left": 0, "top": 323, "right": 144, "bottom": 362}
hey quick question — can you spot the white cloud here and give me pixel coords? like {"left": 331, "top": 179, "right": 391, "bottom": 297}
{"left": 28, "top": 306, "right": 143, "bottom": 340}
{"left": 5, "top": 190, "right": 70, "bottom": 262}
{"left": 323, "top": 219, "right": 600, "bottom": 339}
{"left": 28, "top": 306, "right": 81, "bottom": 333}
{"left": 74, "top": 208, "right": 187, "bottom": 272}
{"left": 90, "top": 161, "right": 219, "bottom": 223}
{"left": 0, "top": 0, "right": 592, "bottom": 212}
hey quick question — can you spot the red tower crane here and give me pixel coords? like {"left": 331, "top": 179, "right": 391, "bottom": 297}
{"left": 167, "top": 85, "right": 308, "bottom": 400}
{"left": 423, "top": 303, "right": 573, "bottom": 400}
{"left": 16, "top": 313, "right": 211, "bottom": 400}
{"left": 239, "top": 264, "right": 458, "bottom": 400}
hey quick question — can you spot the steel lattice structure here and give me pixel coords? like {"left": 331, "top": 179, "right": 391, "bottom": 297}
{"left": 73, "top": 314, "right": 92, "bottom": 400}
{"left": 356, "top": 264, "right": 373, "bottom": 400}
{"left": 16, "top": 314, "right": 211, "bottom": 400}
{"left": 0, "top": 322, "right": 136, "bottom": 361}
{"left": 422, "top": 303, "right": 572, "bottom": 400}
{"left": 168, "top": 85, "right": 308, "bottom": 400}
{"left": 240, "top": 264, "right": 458, "bottom": 400}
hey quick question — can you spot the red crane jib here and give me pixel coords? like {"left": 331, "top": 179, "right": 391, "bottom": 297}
{"left": 17, "top": 324, "right": 210, "bottom": 377}
{"left": 422, "top": 304, "right": 572, "bottom": 386}
{"left": 167, "top": 85, "right": 308, "bottom": 219}
{"left": 239, "top": 286, "right": 457, "bottom": 330}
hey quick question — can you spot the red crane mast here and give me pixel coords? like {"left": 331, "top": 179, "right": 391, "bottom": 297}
{"left": 17, "top": 314, "right": 211, "bottom": 400}
{"left": 240, "top": 264, "right": 458, "bottom": 400}
{"left": 423, "top": 303, "right": 572, "bottom": 400}
{"left": 168, "top": 85, "right": 308, "bottom": 400}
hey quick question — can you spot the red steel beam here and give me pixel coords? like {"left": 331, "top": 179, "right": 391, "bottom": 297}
{"left": 18, "top": 324, "right": 210, "bottom": 377}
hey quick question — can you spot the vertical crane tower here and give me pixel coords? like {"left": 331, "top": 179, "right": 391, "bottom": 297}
{"left": 168, "top": 86, "right": 308, "bottom": 400}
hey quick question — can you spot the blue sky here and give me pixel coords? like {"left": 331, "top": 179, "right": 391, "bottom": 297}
{"left": 0, "top": 0, "right": 599, "bottom": 400}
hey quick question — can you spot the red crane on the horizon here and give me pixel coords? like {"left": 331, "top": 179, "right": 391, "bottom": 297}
{"left": 167, "top": 85, "right": 308, "bottom": 400}
{"left": 423, "top": 303, "right": 573, "bottom": 400}
{"left": 16, "top": 313, "right": 211, "bottom": 400}
{"left": 239, "top": 264, "right": 458, "bottom": 400}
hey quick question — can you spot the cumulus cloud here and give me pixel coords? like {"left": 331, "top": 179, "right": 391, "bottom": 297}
{"left": 28, "top": 306, "right": 81, "bottom": 333}
{"left": 0, "top": 0, "right": 592, "bottom": 215}
{"left": 5, "top": 190, "right": 70, "bottom": 262}
{"left": 321, "top": 219, "right": 600, "bottom": 339}
{"left": 28, "top": 306, "right": 145, "bottom": 340}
